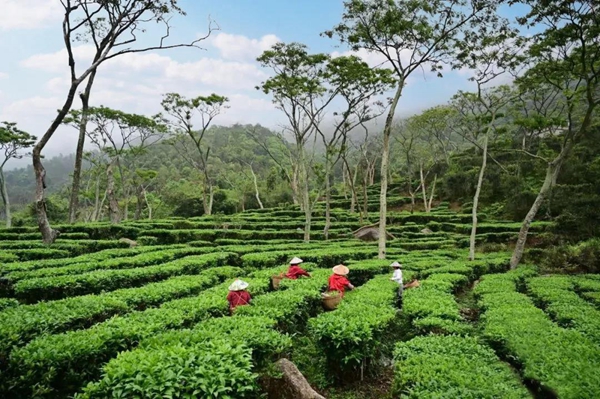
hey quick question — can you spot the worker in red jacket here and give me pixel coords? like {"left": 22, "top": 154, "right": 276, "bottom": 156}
{"left": 328, "top": 264, "right": 354, "bottom": 297}
{"left": 285, "top": 257, "right": 311, "bottom": 280}
{"left": 227, "top": 279, "right": 251, "bottom": 314}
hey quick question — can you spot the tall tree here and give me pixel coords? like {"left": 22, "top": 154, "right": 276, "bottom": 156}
{"left": 161, "top": 93, "right": 229, "bottom": 216}
{"left": 312, "top": 55, "right": 395, "bottom": 239}
{"left": 0, "top": 122, "right": 36, "bottom": 227}
{"left": 325, "top": 0, "right": 505, "bottom": 258}
{"left": 35, "top": 0, "right": 214, "bottom": 242}
{"left": 257, "top": 42, "right": 330, "bottom": 242}
{"left": 65, "top": 107, "right": 165, "bottom": 223}
{"left": 395, "top": 106, "right": 457, "bottom": 213}
{"left": 509, "top": 0, "right": 600, "bottom": 268}
{"left": 451, "top": 86, "right": 514, "bottom": 260}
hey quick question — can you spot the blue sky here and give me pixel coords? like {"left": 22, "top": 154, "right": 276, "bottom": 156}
{"left": 0, "top": 0, "right": 529, "bottom": 168}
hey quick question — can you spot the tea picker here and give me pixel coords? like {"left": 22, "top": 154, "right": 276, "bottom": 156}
{"left": 227, "top": 278, "right": 251, "bottom": 314}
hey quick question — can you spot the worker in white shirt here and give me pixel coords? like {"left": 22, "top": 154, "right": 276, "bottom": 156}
{"left": 390, "top": 261, "right": 403, "bottom": 306}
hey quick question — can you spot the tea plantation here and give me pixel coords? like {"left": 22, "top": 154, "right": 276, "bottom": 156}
{"left": 1, "top": 194, "right": 599, "bottom": 398}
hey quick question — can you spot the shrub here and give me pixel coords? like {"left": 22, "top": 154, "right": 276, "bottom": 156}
{"left": 392, "top": 335, "right": 530, "bottom": 398}
{"left": 310, "top": 275, "right": 399, "bottom": 381}
{"left": 77, "top": 340, "right": 258, "bottom": 399}
{"left": 0, "top": 267, "right": 240, "bottom": 359}
{"left": 13, "top": 252, "right": 237, "bottom": 302}
{"left": 478, "top": 276, "right": 600, "bottom": 398}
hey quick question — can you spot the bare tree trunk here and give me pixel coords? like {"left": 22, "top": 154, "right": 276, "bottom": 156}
{"left": 0, "top": 168, "right": 11, "bottom": 228}
{"left": 92, "top": 174, "right": 101, "bottom": 222}
{"left": 249, "top": 164, "right": 264, "bottom": 209}
{"left": 342, "top": 165, "right": 348, "bottom": 200}
{"left": 351, "top": 163, "right": 359, "bottom": 213}
{"left": 469, "top": 132, "right": 488, "bottom": 261}
{"left": 302, "top": 160, "right": 311, "bottom": 242}
{"left": 324, "top": 167, "right": 331, "bottom": 240}
{"left": 428, "top": 174, "right": 437, "bottom": 211}
{"left": 510, "top": 156, "right": 563, "bottom": 268}
{"left": 68, "top": 70, "right": 97, "bottom": 223}
{"left": 107, "top": 162, "right": 120, "bottom": 224}
{"left": 134, "top": 185, "right": 144, "bottom": 220}
{"left": 143, "top": 189, "right": 152, "bottom": 220}
{"left": 33, "top": 82, "right": 80, "bottom": 243}
{"left": 208, "top": 184, "right": 214, "bottom": 215}
{"left": 368, "top": 162, "right": 376, "bottom": 186}
{"left": 379, "top": 84, "right": 403, "bottom": 259}
{"left": 420, "top": 163, "right": 429, "bottom": 213}
{"left": 98, "top": 189, "right": 108, "bottom": 221}
{"left": 362, "top": 176, "right": 369, "bottom": 223}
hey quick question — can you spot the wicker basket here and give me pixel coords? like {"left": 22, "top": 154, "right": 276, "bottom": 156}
{"left": 322, "top": 292, "right": 342, "bottom": 310}
{"left": 271, "top": 274, "right": 284, "bottom": 289}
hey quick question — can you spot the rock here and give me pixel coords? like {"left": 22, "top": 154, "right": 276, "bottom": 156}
{"left": 421, "top": 228, "right": 434, "bottom": 234}
{"left": 352, "top": 223, "right": 395, "bottom": 242}
{"left": 119, "top": 238, "right": 138, "bottom": 247}
{"left": 262, "top": 358, "right": 326, "bottom": 399}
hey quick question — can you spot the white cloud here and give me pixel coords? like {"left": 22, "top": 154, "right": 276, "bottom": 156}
{"left": 23, "top": 43, "right": 267, "bottom": 91}
{"left": 0, "top": 72, "right": 8, "bottom": 79}
{"left": 0, "top": 0, "right": 62, "bottom": 31}
{"left": 165, "top": 58, "right": 267, "bottom": 90}
{"left": 210, "top": 32, "right": 280, "bottom": 61}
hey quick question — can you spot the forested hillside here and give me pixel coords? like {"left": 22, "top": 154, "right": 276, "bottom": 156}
{"left": 4, "top": 119, "right": 599, "bottom": 242}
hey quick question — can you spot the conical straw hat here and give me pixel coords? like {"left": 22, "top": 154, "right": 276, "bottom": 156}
{"left": 332, "top": 264, "right": 349, "bottom": 275}
{"left": 390, "top": 261, "right": 402, "bottom": 267}
{"left": 290, "top": 257, "right": 303, "bottom": 265}
{"left": 229, "top": 279, "right": 249, "bottom": 291}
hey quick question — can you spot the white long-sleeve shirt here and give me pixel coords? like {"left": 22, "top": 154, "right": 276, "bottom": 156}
{"left": 391, "top": 269, "right": 403, "bottom": 285}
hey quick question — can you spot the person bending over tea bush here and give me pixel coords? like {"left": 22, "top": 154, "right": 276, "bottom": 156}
{"left": 285, "top": 256, "right": 311, "bottom": 280}
{"left": 328, "top": 264, "right": 354, "bottom": 297}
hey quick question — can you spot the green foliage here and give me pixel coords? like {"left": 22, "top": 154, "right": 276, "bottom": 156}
{"left": 478, "top": 273, "right": 600, "bottom": 398}
{"left": 527, "top": 276, "right": 600, "bottom": 343}
{"left": 0, "top": 267, "right": 240, "bottom": 359}
{"left": 540, "top": 238, "right": 600, "bottom": 273}
{"left": 392, "top": 335, "right": 530, "bottom": 398}
{"left": 77, "top": 340, "right": 258, "bottom": 399}
{"left": 309, "top": 275, "right": 399, "bottom": 380}
{"left": 12, "top": 252, "right": 236, "bottom": 302}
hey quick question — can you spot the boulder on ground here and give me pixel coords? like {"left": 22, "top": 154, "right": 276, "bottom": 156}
{"left": 261, "top": 358, "right": 325, "bottom": 399}
{"left": 352, "top": 223, "right": 395, "bottom": 241}
{"left": 421, "top": 228, "right": 434, "bottom": 234}
{"left": 119, "top": 238, "right": 138, "bottom": 247}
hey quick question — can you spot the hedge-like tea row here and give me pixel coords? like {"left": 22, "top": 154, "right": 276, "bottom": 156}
{"left": 0, "top": 267, "right": 241, "bottom": 360}
{"left": 309, "top": 275, "right": 400, "bottom": 379}
{"left": 4, "top": 246, "right": 215, "bottom": 283}
{"left": 79, "top": 339, "right": 258, "bottom": 399}
{"left": 3, "top": 272, "right": 274, "bottom": 398}
{"left": 0, "top": 298, "right": 18, "bottom": 311}
{"left": 13, "top": 252, "right": 237, "bottom": 303}
{"left": 241, "top": 246, "right": 378, "bottom": 269}
{"left": 0, "top": 252, "right": 19, "bottom": 263}
{"left": 477, "top": 271, "right": 600, "bottom": 398}
{"left": 527, "top": 276, "right": 600, "bottom": 343}
{"left": 0, "top": 245, "right": 173, "bottom": 274}
{"left": 79, "top": 268, "right": 332, "bottom": 398}
{"left": 392, "top": 335, "right": 530, "bottom": 398}
{"left": 402, "top": 273, "right": 469, "bottom": 336}
{"left": 4, "top": 248, "right": 71, "bottom": 262}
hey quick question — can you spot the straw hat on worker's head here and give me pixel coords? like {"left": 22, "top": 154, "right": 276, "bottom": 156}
{"left": 332, "top": 264, "right": 349, "bottom": 276}
{"left": 229, "top": 279, "right": 249, "bottom": 291}
{"left": 290, "top": 257, "right": 303, "bottom": 265}
{"left": 390, "top": 261, "right": 402, "bottom": 268}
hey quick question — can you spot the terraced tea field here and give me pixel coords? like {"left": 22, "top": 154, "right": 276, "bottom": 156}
{"left": 1, "top": 199, "right": 598, "bottom": 398}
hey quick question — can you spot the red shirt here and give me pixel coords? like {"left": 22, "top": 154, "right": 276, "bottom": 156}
{"left": 227, "top": 290, "right": 251, "bottom": 310}
{"left": 328, "top": 274, "right": 351, "bottom": 296}
{"left": 286, "top": 265, "right": 310, "bottom": 279}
